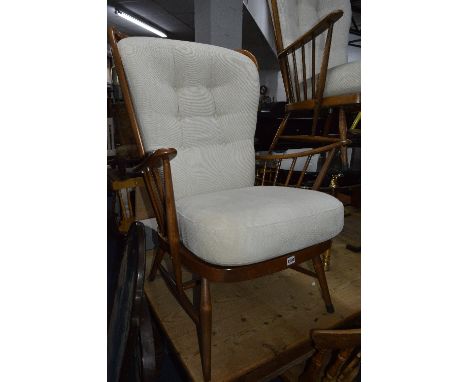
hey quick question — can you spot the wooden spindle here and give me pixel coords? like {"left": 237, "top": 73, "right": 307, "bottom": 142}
{"left": 296, "top": 155, "right": 313, "bottom": 187}
{"left": 285, "top": 58, "right": 295, "bottom": 103}
{"left": 312, "top": 24, "right": 334, "bottom": 135}
{"left": 143, "top": 170, "right": 165, "bottom": 236}
{"left": 292, "top": 50, "right": 301, "bottom": 102}
{"left": 284, "top": 157, "right": 297, "bottom": 186}
{"left": 261, "top": 161, "right": 267, "bottom": 186}
{"left": 273, "top": 159, "right": 282, "bottom": 186}
{"left": 152, "top": 168, "right": 167, "bottom": 235}
{"left": 324, "top": 347, "right": 353, "bottom": 380}
{"left": 312, "top": 147, "right": 336, "bottom": 190}
{"left": 312, "top": 38, "right": 316, "bottom": 98}
{"left": 301, "top": 45, "right": 307, "bottom": 101}
{"left": 269, "top": 113, "right": 290, "bottom": 151}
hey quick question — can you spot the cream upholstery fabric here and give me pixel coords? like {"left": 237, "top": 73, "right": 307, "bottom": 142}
{"left": 300, "top": 60, "right": 361, "bottom": 99}
{"left": 118, "top": 37, "right": 259, "bottom": 201}
{"left": 176, "top": 186, "right": 343, "bottom": 266}
{"left": 322, "top": 60, "right": 360, "bottom": 97}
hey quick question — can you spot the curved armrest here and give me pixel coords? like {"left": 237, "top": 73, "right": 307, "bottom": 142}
{"left": 130, "top": 148, "right": 178, "bottom": 174}
{"left": 256, "top": 140, "right": 348, "bottom": 161}
{"left": 278, "top": 10, "right": 343, "bottom": 59}
{"left": 256, "top": 140, "right": 350, "bottom": 189}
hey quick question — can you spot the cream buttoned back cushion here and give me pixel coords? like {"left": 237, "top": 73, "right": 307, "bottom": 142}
{"left": 119, "top": 38, "right": 258, "bottom": 201}
{"left": 119, "top": 38, "right": 343, "bottom": 266}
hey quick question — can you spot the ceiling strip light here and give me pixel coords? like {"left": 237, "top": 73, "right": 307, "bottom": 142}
{"left": 115, "top": 9, "right": 167, "bottom": 38}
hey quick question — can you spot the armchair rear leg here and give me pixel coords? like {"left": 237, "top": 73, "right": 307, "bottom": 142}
{"left": 148, "top": 247, "right": 164, "bottom": 281}
{"left": 321, "top": 248, "right": 331, "bottom": 272}
{"left": 311, "top": 254, "right": 335, "bottom": 313}
{"left": 198, "top": 278, "right": 212, "bottom": 381}
{"left": 338, "top": 107, "right": 348, "bottom": 169}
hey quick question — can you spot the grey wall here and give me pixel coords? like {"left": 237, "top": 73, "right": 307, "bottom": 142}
{"left": 194, "top": 0, "right": 243, "bottom": 49}
{"left": 243, "top": 0, "right": 286, "bottom": 101}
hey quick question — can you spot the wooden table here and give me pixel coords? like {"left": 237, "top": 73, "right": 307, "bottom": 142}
{"left": 145, "top": 208, "right": 360, "bottom": 381}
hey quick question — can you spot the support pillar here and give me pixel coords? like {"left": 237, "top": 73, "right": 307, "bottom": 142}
{"left": 194, "top": 0, "right": 243, "bottom": 49}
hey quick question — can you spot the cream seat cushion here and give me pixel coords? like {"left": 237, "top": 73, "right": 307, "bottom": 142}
{"left": 300, "top": 60, "right": 361, "bottom": 99}
{"left": 323, "top": 60, "right": 361, "bottom": 98}
{"left": 176, "top": 186, "right": 344, "bottom": 266}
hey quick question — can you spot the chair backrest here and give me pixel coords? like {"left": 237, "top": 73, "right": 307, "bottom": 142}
{"left": 116, "top": 37, "right": 260, "bottom": 201}
{"left": 269, "top": 0, "right": 352, "bottom": 70}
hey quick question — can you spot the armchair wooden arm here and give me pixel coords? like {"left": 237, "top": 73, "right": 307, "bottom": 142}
{"left": 130, "top": 148, "right": 177, "bottom": 174}
{"left": 256, "top": 140, "right": 350, "bottom": 189}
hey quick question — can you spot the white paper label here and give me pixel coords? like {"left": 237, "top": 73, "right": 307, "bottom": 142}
{"left": 287, "top": 256, "right": 295, "bottom": 266}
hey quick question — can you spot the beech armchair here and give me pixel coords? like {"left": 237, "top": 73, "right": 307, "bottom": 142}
{"left": 109, "top": 27, "right": 345, "bottom": 381}
{"left": 268, "top": 0, "right": 361, "bottom": 168}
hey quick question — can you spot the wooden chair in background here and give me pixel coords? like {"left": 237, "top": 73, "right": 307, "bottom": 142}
{"left": 109, "top": 27, "right": 347, "bottom": 381}
{"left": 268, "top": 0, "right": 361, "bottom": 168}
{"left": 279, "top": 312, "right": 361, "bottom": 381}
{"left": 299, "top": 312, "right": 361, "bottom": 381}
{"left": 110, "top": 177, "right": 145, "bottom": 235}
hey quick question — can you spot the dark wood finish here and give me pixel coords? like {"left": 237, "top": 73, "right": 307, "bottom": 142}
{"left": 111, "top": 177, "right": 145, "bottom": 234}
{"left": 298, "top": 313, "right": 361, "bottom": 382}
{"left": 312, "top": 39, "right": 316, "bottom": 99}
{"left": 177, "top": 239, "right": 331, "bottom": 283}
{"left": 338, "top": 107, "right": 348, "bottom": 167}
{"left": 311, "top": 23, "right": 334, "bottom": 135}
{"left": 269, "top": 112, "right": 291, "bottom": 151}
{"left": 279, "top": 135, "right": 341, "bottom": 144}
{"left": 198, "top": 278, "right": 212, "bottom": 381}
{"left": 302, "top": 45, "right": 307, "bottom": 101}
{"left": 284, "top": 93, "right": 361, "bottom": 112}
{"left": 108, "top": 27, "right": 338, "bottom": 381}
{"left": 311, "top": 255, "right": 334, "bottom": 313}
{"left": 312, "top": 147, "right": 336, "bottom": 191}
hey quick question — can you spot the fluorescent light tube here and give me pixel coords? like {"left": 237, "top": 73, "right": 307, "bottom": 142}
{"left": 115, "top": 9, "right": 167, "bottom": 38}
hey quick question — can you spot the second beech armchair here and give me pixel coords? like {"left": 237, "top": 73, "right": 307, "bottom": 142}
{"left": 268, "top": 0, "right": 361, "bottom": 167}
